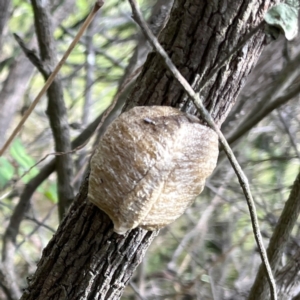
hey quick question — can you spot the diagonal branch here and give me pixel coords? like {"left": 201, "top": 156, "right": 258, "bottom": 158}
{"left": 227, "top": 51, "right": 300, "bottom": 144}
{"left": 13, "top": 33, "right": 50, "bottom": 78}
{"left": 248, "top": 171, "right": 300, "bottom": 300}
{"left": 0, "top": 262, "right": 21, "bottom": 300}
{"left": 30, "top": 0, "right": 74, "bottom": 221}
{"left": 0, "top": 0, "right": 105, "bottom": 157}
{"left": 1, "top": 111, "right": 104, "bottom": 265}
{"left": 128, "top": 1, "right": 277, "bottom": 299}
{"left": 0, "top": 0, "right": 78, "bottom": 149}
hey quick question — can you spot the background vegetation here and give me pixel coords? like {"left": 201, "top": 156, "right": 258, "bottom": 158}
{"left": 0, "top": 0, "right": 299, "bottom": 299}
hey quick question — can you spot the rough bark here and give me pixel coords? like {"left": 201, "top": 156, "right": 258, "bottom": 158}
{"left": 20, "top": 0, "right": 280, "bottom": 299}
{"left": 31, "top": 0, "right": 74, "bottom": 220}
{"left": 2, "top": 111, "right": 104, "bottom": 270}
{"left": 96, "top": 0, "right": 174, "bottom": 140}
{"left": 22, "top": 176, "right": 158, "bottom": 300}
{"left": 124, "top": 0, "right": 276, "bottom": 126}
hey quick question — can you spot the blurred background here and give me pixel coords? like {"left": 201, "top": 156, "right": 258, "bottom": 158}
{"left": 0, "top": 0, "right": 299, "bottom": 299}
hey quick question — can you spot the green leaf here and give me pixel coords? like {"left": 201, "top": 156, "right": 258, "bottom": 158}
{"left": 10, "top": 138, "right": 36, "bottom": 169}
{"left": 43, "top": 183, "right": 58, "bottom": 203}
{"left": 264, "top": 3, "right": 299, "bottom": 40}
{"left": 9, "top": 138, "right": 38, "bottom": 182}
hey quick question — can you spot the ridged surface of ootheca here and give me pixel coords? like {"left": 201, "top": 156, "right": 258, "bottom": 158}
{"left": 89, "top": 106, "right": 219, "bottom": 234}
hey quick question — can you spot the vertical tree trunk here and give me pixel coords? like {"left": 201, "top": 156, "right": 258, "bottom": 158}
{"left": 20, "top": 0, "right": 280, "bottom": 299}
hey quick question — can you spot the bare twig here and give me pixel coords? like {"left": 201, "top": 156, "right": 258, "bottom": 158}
{"left": 129, "top": 282, "right": 147, "bottom": 300}
{"left": 128, "top": 1, "right": 277, "bottom": 299}
{"left": 168, "top": 169, "right": 234, "bottom": 274}
{"left": 1, "top": 62, "right": 142, "bottom": 202}
{"left": 0, "top": 0, "right": 76, "bottom": 149}
{"left": 0, "top": 263, "right": 21, "bottom": 300}
{"left": 0, "top": 0, "right": 105, "bottom": 157}
{"left": 226, "top": 51, "right": 300, "bottom": 144}
{"left": 31, "top": 0, "right": 74, "bottom": 220}
{"left": 1, "top": 59, "right": 141, "bottom": 251}
{"left": 0, "top": 143, "right": 90, "bottom": 202}
{"left": 74, "top": 15, "right": 97, "bottom": 189}
{"left": 277, "top": 109, "right": 300, "bottom": 160}
{"left": 248, "top": 171, "right": 300, "bottom": 300}
{"left": 59, "top": 24, "right": 126, "bottom": 69}
{"left": 1, "top": 110, "right": 104, "bottom": 283}
{"left": 13, "top": 33, "right": 49, "bottom": 77}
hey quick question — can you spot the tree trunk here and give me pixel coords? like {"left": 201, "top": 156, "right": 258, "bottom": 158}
{"left": 20, "top": 0, "right": 280, "bottom": 299}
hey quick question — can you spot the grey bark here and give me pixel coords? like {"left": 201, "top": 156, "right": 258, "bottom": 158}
{"left": 2, "top": 111, "right": 104, "bottom": 262}
{"left": 31, "top": 0, "right": 74, "bottom": 221}
{"left": 0, "top": 56, "right": 34, "bottom": 148}
{"left": 0, "top": 2, "right": 76, "bottom": 299}
{"left": 74, "top": 15, "right": 97, "bottom": 191}
{"left": 0, "top": 0, "right": 74, "bottom": 148}
{"left": 248, "top": 171, "right": 300, "bottom": 300}
{"left": 0, "top": 0, "right": 10, "bottom": 49}
{"left": 226, "top": 50, "right": 300, "bottom": 144}
{"left": 95, "top": 0, "right": 174, "bottom": 140}
{"left": 19, "top": 0, "right": 280, "bottom": 299}
{"left": 0, "top": 262, "right": 21, "bottom": 300}
{"left": 123, "top": 1, "right": 270, "bottom": 126}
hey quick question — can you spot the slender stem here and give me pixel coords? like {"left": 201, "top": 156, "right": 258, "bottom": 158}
{"left": 0, "top": 0, "right": 105, "bottom": 157}
{"left": 128, "top": 1, "right": 277, "bottom": 299}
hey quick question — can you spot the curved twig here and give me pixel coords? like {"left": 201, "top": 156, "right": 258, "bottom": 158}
{"left": 128, "top": 1, "right": 277, "bottom": 299}
{"left": 0, "top": 0, "right": 105, "bottom": 157}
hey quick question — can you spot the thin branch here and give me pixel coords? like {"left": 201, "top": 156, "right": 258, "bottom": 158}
{"left": 248, "top": 171, "right": 300, "bottom": 300}
{"left": 1, "top": 49, "right": 140, "bottom": 263}
{"left": 31, "top": 0, "right": 74, "bottom": 220}
{"left": 128, "top": 1, "right": 277, "bottom": 299}
{"left": 227, "top": 51, "right": 300, "bottom": 144}
{"left": 0, "top": 263, "right": 21, "bottom": 300}
{"left": 1, "top": 111, "right": 103, "bottom": 274}
{"left": 74, "top": 15, "right": 97, "bottom": 188}
{"left": 129, "top": 282, "right": 147, "bottom": 300}
{"left": 59, "top": 24, "right": 126, "bottom": 69}
{"left": 0, "top": 0, "right": 105, "bottom": 157}
{"left": 0, "top": 0, "right": 76, "bottom": 149}
{"left": 277, "top": 109, "right": 300, "bottom": 160}
{"left": 13, "top": 33, "right": 50, "bottom": 77}
{"left": 17, "top": 206, "right": 57, "bottom": 250}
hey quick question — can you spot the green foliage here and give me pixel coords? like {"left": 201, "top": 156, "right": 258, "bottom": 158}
{"left": 0, "top": 157, "right": 14, "bottom": 189}
{"left": 1, "top": 0, "right": 300, "bottom": 298}
{"left": 43, "top": 182, "right": 58, "bottom": 203}
{"left": 10, "top": 138, "right": 36, "bottom": 172}
{"left": 0, "top": 138, "right": 39, "bottom": 190}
